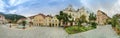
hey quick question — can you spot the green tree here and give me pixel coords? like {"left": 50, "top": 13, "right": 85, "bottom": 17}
{"left": 22, "top": 20, "right": 26, "bottom": 29}
{"left": 77, "top": 15, "right": 87, "bottom": 26}
{"left": 106, "top": 18, "right": 112, "bottom": 24}
{"left": 90, "top": 22, "right": 97, "bottom": 28}
{"left": 56, "top": 11, "right": 64, "bottom": 26}
{"left": 77, "top": 18, "right": 82, "bottom": 26}
{"left": 80, "top": 15, "right": 87, "bottom": 23}
{"left": 56, "top": 11, "right": 72, "bottom": 27}
{"left": 69, "top": 19, "right": 74, "bottom": 26}
{"left": 111, "top": 15, "right": 119, "bottom": 27}
{"left": 89, "top": 12, "right": 96, "bottom": 21}
{"left": 5, "top": 14, "right": 26, "bottom": 23}
{"left": 88, "top": 13, "right": 97, "bottom": 28}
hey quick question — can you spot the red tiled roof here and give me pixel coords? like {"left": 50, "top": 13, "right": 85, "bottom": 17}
{"left": 97, "top": 10, "right": 110, "bottom": 18}
{"left": 46, "top": 15, "right": 52, "bottom": 18}
{"left": 19, "top": 18, "right": 27, "bottom": 20}
{"left": 29, "top": 16, "right": 34, "bottom": 19}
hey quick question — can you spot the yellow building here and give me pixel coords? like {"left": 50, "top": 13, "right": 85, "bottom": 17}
{"left": 44, "top": 15, "right": 52, "bottom": 26}
{"left": 29, "top": 14, "right": 60, "bottom": 27}
{"left": 50, "top": 16, "right": 59, "bottom": 27}
{"left": 33, "top": 14, "right": 45, "bottom": 26}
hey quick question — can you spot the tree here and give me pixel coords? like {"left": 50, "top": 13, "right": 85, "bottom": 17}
{"left": 111, "top": 15, "right": 119, "bottom": 27}
{"left": 69, "top": 19, "right": 74, "bottom": 26}
{"left": 89, "top": 12, "right": 96, "bottom": 21}
{"left": 77, "top": 18, "right": 82, "bottom": 26}
{"left": 56, "top": 11, "right": 72, "bottom": 27}
{"left": 106, "top": 18, "right": 112, "bottom": 24}
{"left": 22, "top": 20, "right": 26, "bottom": 29}
{"left": 56, "top": 11, "right": 63, "bottom": 24}
{"left": 77, "top": 15, "right": 87, "bottom": 26}
{"left": 88, "top": 13, "right": 97, "bottom": 28}
{"left": 90, "top": 22, "right": 97, "bottom": 28}
{"left": 56, "top": 11, "right": 63, "bottom": 26}
{"left": 5, "top": 14, "right": 26, "bottom": 23}
{"left": 80, "top": 15, "right": 87, "bottom": 23}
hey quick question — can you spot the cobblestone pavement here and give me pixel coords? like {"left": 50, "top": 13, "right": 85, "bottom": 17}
{"left": 0, "top": 25, "right": 119, "bottom": 38}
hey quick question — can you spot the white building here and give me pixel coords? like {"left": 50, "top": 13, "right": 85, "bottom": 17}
{"left": 62, "top": 5, "right": 89, "bottom": 25}
{"left": 0, "top": 15, "right": 6, "bottom": 24}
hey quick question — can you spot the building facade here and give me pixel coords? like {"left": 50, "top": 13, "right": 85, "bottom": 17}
{"left": 32, "top": 14, "right": 45, "bottom": 26}
{"left": 30, "top": 14, "right": 60, "bottom": 27}
{"left": 0, "top": 15, "right": 6, "bottom": 24}
{"left": 77, "top": 7, "right": 89, "bottom": 22}
{"left": 62, "top": 5, "right": 89, "bottom": 26}
{"left": 50, "top": 16, "right": 59, "bottom": 27}
{"left": 28, "top": 5, "right": 90, "bottom": 27}
{"left": 28, "top": 16, "right": 34, "bottom": 26}
{"left": 17, "top": 18, "right": 27, "bottom": 25}
{"left": 96, "top": 10, "right": 109, "bottom": 25}
{"left": 44, "top": 15, "right": 52, "bottom": 26}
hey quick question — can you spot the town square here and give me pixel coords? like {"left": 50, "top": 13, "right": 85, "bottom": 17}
{"left": 0, "top": 0, "right": 120, "bottom": 38}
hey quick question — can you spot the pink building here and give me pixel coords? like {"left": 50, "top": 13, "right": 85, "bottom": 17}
{"left": 96, "top": 10, "right": 110, "bottom": 25}
{"left": 0, "top": 15, "right": 6, "bottom": 24}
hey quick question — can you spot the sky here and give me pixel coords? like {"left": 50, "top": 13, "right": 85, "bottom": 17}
{"left": 0, "top": 0, "right": 119, "bottom": 17}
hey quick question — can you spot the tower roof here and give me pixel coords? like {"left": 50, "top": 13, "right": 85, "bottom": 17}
{"left": 64, "top": 4, "right": 75, "bottom": 12}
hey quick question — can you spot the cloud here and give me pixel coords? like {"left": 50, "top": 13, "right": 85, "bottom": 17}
{"left": 9, "top": 0, "right": 16, "bottom": 6}
{"left": 0, "top": 0, "right": 5, "bottom": 12}
{"left": 9, "top": 0, "right": 30, "bottom": 6}
{"left": 109, "top": 0, "right": 120, "bottom": 17}
{"left": 49, "top": 0, "right": 65, "bottom": 2}
{"left": 16, "top": 5, "right": 65, "bottom": 17}
{"left": 80, "top": 0, "right": 117, "bottom": 17}
{"left": 2, "top": 0, "right": 119, "bottom": 17}
{"left": 9, "top": 9, "right": 17, "bottom": 14}
{"left": 80, "top": 0, "right": 99, "bottom": 12}
{"left": 7, "top": 0, "right": 81, "bottom": 17}
{"left": 0, "top": 0, "right": 31, "bottom": 14}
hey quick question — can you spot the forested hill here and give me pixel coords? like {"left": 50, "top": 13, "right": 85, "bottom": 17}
{"left": 0, "top": 12, "right": 26, "bottom": 23}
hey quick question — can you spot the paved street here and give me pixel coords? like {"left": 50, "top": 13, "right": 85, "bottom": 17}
{"left": 0, "top": 25, "right": 119, "bottom": 38}
{"left": 68, "top": 25, "right": 119, "bottom": 38}
{"left": 0, "top": 25, "right": 68, "bottom": 38}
